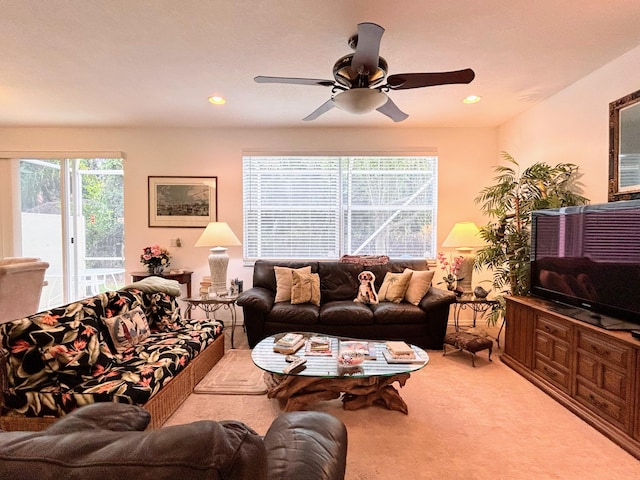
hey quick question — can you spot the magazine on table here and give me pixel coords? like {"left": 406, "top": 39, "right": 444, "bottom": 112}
{"left": 338, "top": 340, "right": 377, "bottom": 360}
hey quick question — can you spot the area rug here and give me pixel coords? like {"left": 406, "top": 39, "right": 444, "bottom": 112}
{"left": 194, "top": 349, "right": 267, "bottom": 395}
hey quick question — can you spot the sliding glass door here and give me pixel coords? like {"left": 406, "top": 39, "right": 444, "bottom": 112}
{"left": 19, "top": 158, "right": 124, "bottom": 308}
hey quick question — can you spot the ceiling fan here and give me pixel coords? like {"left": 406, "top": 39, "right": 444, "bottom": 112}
{"left": 254, "top": 22, "right": 475, "bottom": 122}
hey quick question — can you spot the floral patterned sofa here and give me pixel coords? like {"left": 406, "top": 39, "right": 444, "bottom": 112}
{"left": 0, "top": 279, "right": 224, "bottom": 431}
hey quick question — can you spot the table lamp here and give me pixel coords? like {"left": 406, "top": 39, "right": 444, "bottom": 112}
{"left": 441, "top": 221, "right": 484, "bottom": 296}
{"left": 195, "top": 222, "right": 241, "bottom": 295}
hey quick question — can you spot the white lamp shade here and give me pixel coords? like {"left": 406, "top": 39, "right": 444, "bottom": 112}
{"left": 442, "top": 221, "right": 484, "bottom": 251}
{"left": 195, "top": 222, "right": 241, "bottom": 248}
{"left": 332, "top": 88, "right": 388, "bottom": 114}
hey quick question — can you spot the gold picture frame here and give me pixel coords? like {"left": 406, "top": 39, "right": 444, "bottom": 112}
{"left": 148, "top": 176, "right": 217, "bottom": 227}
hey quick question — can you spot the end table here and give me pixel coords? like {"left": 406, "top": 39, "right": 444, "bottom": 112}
{"left": 451, "top": 297, "right": 498, "bottom": 331}
{"left": 182, "top": 295, "right": 239, "bottom": 348}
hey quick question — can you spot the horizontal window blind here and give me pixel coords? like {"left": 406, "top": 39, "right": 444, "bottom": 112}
{"left": 243, "top": 155, "right": 437, "bottom": 261}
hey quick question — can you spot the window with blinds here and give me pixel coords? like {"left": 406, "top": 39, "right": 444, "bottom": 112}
{"left": 242, "top": 155, "right": 438, "bottom": 261}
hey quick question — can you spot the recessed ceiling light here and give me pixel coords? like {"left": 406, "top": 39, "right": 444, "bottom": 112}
{"left": 208, "top": 96, "right": 226, "bottom": 105}
{"left": 463, "top": 95, "right": 481, "bottom": 104}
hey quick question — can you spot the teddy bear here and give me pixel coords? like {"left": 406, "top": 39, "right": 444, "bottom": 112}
{"left": 354, "top": 270, "right": 379, "bottom": 305}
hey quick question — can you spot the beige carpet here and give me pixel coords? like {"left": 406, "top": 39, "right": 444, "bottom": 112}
{"left": 194, "top": 349, "right": 267, "bottom": 395}
{"left": 167, "top": 333, "right": 639, "bottom": 479}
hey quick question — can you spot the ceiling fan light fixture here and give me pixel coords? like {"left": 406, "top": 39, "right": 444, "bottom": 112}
{"left": 332, "top": 88, "right": 388, "bottom": 114}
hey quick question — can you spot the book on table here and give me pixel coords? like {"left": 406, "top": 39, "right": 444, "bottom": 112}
{"left": 273, "top": 333, "right": 305, "bottom": 354}
{"left": 305, "top": 335, "right": 333, "bottom": 356}
{"left": 384, "top": 341, "right": 418, "bottom": 361}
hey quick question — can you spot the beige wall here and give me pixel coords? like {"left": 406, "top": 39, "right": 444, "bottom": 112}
{"left": 499, "top": 45, "right": 640, "bottom": 204}
{"left": 0, "top": 126, "right": 498, "bottom": 287}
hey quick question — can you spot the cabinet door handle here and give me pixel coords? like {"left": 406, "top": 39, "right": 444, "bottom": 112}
{"left": 590, "top": 345, "right": 610, "bottom": 356}
{"left": 543, "top": 325, "right": 556, "bottom": 334}
{"left": 588, "top": 394, "right": 609, "bottom": 410}
{"left": 543, "top": 366, "right": 557, "bottom": 378}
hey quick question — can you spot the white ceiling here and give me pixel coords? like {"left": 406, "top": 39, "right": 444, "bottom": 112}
{"left": 2, "top": 0, "right": 640, "bottom": 129}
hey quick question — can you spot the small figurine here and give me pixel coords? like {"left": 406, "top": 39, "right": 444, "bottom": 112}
{"left": 474, "top": 285, "right": 491, "bottom": 299}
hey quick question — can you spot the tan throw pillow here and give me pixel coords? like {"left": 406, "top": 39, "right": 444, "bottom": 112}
{"left": 378, "top": 271, "right": 413, "bottom": 303}
{"left": 403, "top": 268, "right": 435, "bottom": 305}
{"left": 291, "top": 270, "right": 321, "bottom": 306}
{"left": 274, "top": 266, "right": 312, "bottom": 302}
{"left": 103, "top": 307, "right": 151, "bottom": 354}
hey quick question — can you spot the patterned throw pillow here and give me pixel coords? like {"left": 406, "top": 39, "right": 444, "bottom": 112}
{"left": 102, "top": 307, "right": 151, "bottom": 354}
{"left": 291, "top": 271, "right": 321, "bottom": 306}
{"left": 274, "top": 266, "right": 312, "bottom": 302}
{"left": 378, "top": 271, "right": 413, "bottom": 303}
{"left": 403, "top": 268, "right": 435, "bottom": 305}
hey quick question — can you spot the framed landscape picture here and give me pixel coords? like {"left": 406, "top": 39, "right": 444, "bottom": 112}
{"left": 148, "top": 176, "right": 217, "bottom": 227}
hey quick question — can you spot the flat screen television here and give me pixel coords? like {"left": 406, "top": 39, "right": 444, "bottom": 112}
{"left": 530, "top": 199, "right": 640, "bottom": 330}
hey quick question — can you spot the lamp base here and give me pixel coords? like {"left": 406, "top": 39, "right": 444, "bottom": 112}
{"left": 208, "top": 247, "right": 229, "bottom": 296}
{"left": 456, "top": 254, "right": 474, "bottom": 296}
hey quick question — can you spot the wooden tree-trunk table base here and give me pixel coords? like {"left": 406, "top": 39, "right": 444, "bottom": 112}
{"left": 263, "top": 372, "right": 411, "bottom": 414}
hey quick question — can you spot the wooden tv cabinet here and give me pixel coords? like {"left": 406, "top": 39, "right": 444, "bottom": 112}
{"left": 502, "top": 296, "right": 640, "bottom": 460}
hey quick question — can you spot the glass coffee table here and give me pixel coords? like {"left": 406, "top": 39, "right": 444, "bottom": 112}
{"left": 251, "top": 333, "right": 429, "bottom": 414}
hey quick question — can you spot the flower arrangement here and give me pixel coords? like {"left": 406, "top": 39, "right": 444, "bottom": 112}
{"left": 140, "top": 244, "right": 171, "bottom": 274}
{"left": 437, "top": 251, "right": 464, "bottom": 291}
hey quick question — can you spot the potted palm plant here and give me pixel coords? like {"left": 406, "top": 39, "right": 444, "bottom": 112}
{"left": 474, "top": 152, "right": 589, "bottom": 325}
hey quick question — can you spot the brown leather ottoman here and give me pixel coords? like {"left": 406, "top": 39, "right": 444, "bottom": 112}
{"left": 443, "top": 331, "right": 493, "bottom": 367}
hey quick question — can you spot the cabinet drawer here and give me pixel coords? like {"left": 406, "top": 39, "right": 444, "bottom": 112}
{"left": 536, "top": 315, "right": 571, "bottom": 341}
{"left": 577, "top": 330, "right": 631, "bottom": 369}
{"left": 534, "top": 356, "right": 571, "bottom": 391}
{"left": 575, "top": 381, "right": 631, "bottom": 432}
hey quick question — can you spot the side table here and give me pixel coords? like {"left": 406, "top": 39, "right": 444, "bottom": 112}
{"left": 183, "top": 295, "right": 239, "bottom": 348}
{"left": 451, "top": 297, "right": 498, "bottom": 331}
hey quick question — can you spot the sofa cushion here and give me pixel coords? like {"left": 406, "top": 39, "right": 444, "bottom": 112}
{"left": 102, "top": 307, "right": 151, "bottom": 354}
{"left": 268, "top": 303, "right": 319, "bottom": 326}
{"left": 274, "top": 266, "right": 312, "bottom": 303}
{"left": 319, "top": 301, "right": 374, "bottom": 326}
{"left": 318, "top": 262, "right": 362, "bottom": 302}
{"left": 372, "top": 302, "right": 427, "bottom": 325}
{"left": 1, "top": 298, "right": 114, "bottom": 390}
{"left": 403, "top": 268, "right": 435, "bottom": 305}
{"left": 33, "top": 316, "right": 115, "bottom": 381}
{"left": 378, "top": 271, "right": 413, "bottom": 303}
{"left": 291, "top": 271, "right": 320, "bottom": 306}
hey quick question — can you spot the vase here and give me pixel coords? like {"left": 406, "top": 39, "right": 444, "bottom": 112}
{"left": 148, "top": 265, "right": 164, "bottom": 275}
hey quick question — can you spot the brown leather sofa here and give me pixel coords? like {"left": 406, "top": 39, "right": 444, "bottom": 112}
{"left": 0, "top": 402, "right": 348, "bottom": 480}
{"left": 237, "top": 259, "right": 455, "bottom": 349}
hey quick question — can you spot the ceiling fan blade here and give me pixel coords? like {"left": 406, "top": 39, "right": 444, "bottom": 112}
{"left": 302, "top": 99, "right": 336, "bottom": 121}
{"left": 351, "top": 22, "right": 385, "bottom": 75}
{"left": 376, "top": 97, "right": 409, "bottom": 122}
{"left": 386, "top": 69, "right": 475, "bottom": 90}
{"left": 254, "top": 76, "right": 334, "bottom": 87}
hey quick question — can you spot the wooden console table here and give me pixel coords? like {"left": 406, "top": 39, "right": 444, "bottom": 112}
{"left": 503, "top": 296, "right": 640, "bottom": 460}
